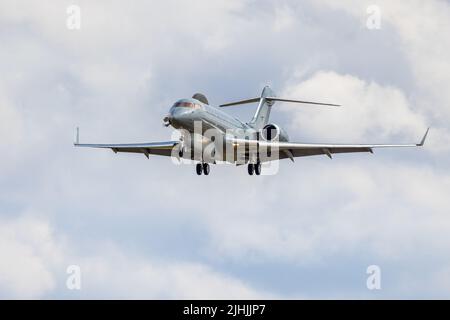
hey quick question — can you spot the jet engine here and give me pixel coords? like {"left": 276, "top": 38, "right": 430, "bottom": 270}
{"left": 260, "top": 124, "right": 289, "bottom": 142}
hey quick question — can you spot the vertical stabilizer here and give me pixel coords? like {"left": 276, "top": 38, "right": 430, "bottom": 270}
{"left": 248, "top": 86, "right": 275, "bottom": 129}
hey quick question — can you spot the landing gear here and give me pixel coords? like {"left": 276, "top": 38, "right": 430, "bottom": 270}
{"left": 196, "top": 163, "right": 203, "bottom": 175}
{"left": 247, "top": 163, "right": 254, "bottom": 175}
{"left": 247, "top": 162, "right": 261, "bottom": 176}
{"left": 255, "top": 162, "right": 261, "bottom": 175}
{"left": 202, "top": 163, "right": 210, "bottom": 175}
{"left": 196, "top": 163, "right": 210, "bottom": 175}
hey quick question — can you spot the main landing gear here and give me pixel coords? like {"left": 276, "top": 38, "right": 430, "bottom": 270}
{"left": 247, "top": 162, "right": 261, "bottom": 176}
{"left": 196, "top": 162, "right": 261, "bottom": 176}
{"left": 196, "top": 163, "right": 210, "bottom": 176}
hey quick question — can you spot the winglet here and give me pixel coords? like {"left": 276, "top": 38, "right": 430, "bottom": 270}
{"left": 417, "top": 127, "right": 430, "bottom": 146}
{"left": 74, "top": 127, "right": 80, "bottom": 145}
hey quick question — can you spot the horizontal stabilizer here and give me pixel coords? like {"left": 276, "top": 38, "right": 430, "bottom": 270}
{"left": 265, "top": 97, "right": 340, "bottom": 107}
{"left": 220, "top": 96, "right": 340, "bottom": 107}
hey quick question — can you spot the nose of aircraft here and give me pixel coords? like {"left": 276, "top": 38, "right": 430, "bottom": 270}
{"left": 170, "top": 106, "right": 191, "bottom": 117}
{"left": 165, "top": 106, "right": 191, "bottom": 127}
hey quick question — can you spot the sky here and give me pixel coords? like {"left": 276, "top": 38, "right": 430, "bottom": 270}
{"left": 1, "top": 0, "right": 450, "bottom": 299}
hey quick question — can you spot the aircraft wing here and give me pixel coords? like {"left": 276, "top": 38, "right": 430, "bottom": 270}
{"left": 231, "top": 128, "right": 429, "bottom": 161}
{"left": 74, "top": 141, "right": 180, "bottom": 158}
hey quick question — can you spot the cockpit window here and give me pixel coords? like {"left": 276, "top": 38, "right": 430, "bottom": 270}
{"left": 173, "top": 101, "right": 201, "bottom": 109}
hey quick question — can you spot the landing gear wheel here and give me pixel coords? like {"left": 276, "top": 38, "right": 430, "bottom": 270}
{"left": 255, "top": 162, "right": 262, "bottom": 176}
{"left": 202, "top": 163, "right": 210, "bottom": 175}
{"left": 247, "top": 163, "right": 254, "bottom": 175}
{"left": 196, "top": 163, "right": 203, "bottom": 175}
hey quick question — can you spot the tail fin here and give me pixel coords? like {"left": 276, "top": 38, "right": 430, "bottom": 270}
{"left": 249, "top": 86, "right": 275, "bottom": 129}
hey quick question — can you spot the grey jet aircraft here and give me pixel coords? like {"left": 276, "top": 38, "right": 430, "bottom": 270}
{"left": 74, "top": 86, "right": 429, "bottom": 176}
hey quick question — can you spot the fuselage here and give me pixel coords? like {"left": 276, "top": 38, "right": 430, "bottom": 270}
{"left": 168, "top": 98, "right": 251, "bottom": 134}
{"left": 165, "top": 96, "right": 291, "bottom": 164}
{"left": 166, "top": 98, "right": 261, "bottom": 163}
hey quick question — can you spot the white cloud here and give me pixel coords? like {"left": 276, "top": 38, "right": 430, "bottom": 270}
{"left": 0, "top": 0, "right": 247, "bottom": 54}
{"left": 0, "top": 215, "right": 63, "bottom": 298}
{"left": 202, "top": 161, "right": 450, "bottom": 271}
{"left": 279, "top": 71, "right": 450, "bottom": 154}
{"left": 0, "top": 87, "right": 23, "bottom": 141}
{"left": 314, "top": 0, "right": 450, "bottom": 123}
{"left": 0, "top": 214, "right": 268, "bottom": 299}
{"left": 281, "top": 71, "right": 427, "bottom": 142}
{"left": 78, "top": 248, "right": 272, "bottom": 299}
{"left": 1, "top": 0, "right": 450, "bottom": 299}
{"left": 273, "top": 4, "right": 296, "bottom": 32}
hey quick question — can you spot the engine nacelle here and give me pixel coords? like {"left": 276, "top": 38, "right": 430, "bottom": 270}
{"left": 260, "top": 123, "right": 289, "bottom": 142}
